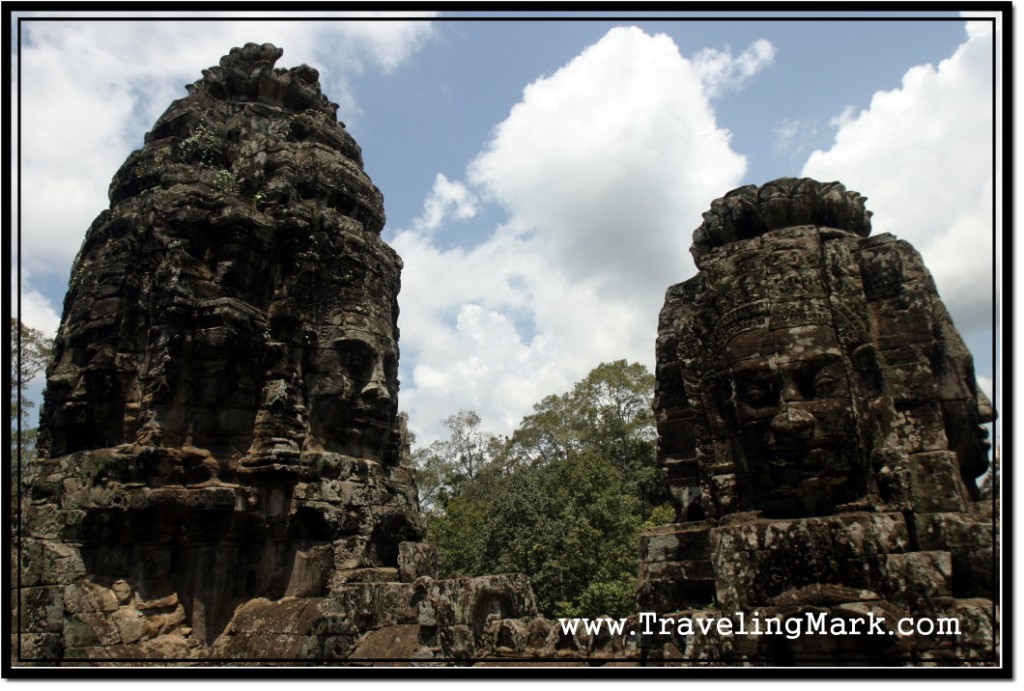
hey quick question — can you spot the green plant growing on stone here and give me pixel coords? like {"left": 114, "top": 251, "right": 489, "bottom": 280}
{"left": 214, "top": 169, "right": 238, "bottom": 194}
{"left": 177, "top": 123, "right": 219, "bottom": 166}
{"left": 642, "top": 502, "right": 676, "bottom": 529}
{"left": 153, "top": 146, "right": 171, "bottom": 166}
{"left": 78, "top": 452, "right": 125, "bottom": 486}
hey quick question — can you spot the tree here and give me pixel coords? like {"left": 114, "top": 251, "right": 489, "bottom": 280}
{"left": 425, "top": 494, "right": 490, "bottom": 575}
{"left": 10, "top": 318, "right": 53, "bottom": 510}
{"left": 414, "top": 410, "right": 502, "bottom": 512}
{"left": 416, "top": 361, "right": 673, "bottom": 618}
{"left": 482, "top": 451, "right": 643, "bottom": 617}
{"left": 568, "top": 360, "right": 658, "bottom": 470}
{"left": 10, "top": 318, "right": 52, "bottom": 460}
{"left": 502, "top": 360, "right": 663, "bottom": 517}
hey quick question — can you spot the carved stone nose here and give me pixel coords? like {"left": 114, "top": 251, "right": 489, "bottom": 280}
{"left": 360, "top": 380, "right": 390, "bottom": 403}
{"left": 771, "top": 407, "right": 816, "bottom": 440}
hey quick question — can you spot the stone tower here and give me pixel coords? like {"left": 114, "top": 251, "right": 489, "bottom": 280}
{"left": 19, "top": 43, "right": 426, "bottom": 659}
{"left": 18, "top": 43, "right": 557, "bottom": 667}
{"left": 639, "top": 178, "right": 997, "bottom": 664}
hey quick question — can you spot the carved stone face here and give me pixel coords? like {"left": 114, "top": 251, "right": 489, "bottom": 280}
{"left": 725, "top": 324, "right": 868, "bottom": 516}
{"left": 944, "top": 387, "right": 996, "bottom": 497}
{"left": 306, "top": 312, "right": 397, "bottom": 458}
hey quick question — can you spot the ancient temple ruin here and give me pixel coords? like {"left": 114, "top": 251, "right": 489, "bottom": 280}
{"left": 16, "top": 45, "right": 997, "bottom": 667}
{"left": 640, "top": 178, "right": 997, "bottom": 663}
{"left": 17, "top": 43, "right": 538, "bottom": 663}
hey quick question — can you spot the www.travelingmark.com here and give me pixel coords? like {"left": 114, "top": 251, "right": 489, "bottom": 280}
{"left": 558, "top": 611, "right": 963, "bottom": 640}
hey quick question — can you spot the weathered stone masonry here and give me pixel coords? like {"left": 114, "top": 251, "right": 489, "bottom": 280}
{"left": 15, "top": 45, "right": 998, "bottom": 667}
{"left": 639, "top": 178, "right": 997, "bottom": 664}
{"left": 16, "top": 43, "right": 543, "bottom": 664}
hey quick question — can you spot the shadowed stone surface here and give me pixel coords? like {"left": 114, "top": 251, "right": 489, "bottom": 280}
{"left": 16, "top": 43, "right": 543, "bottom": 665}
{"left": 640, "top": 178, "right": 998, "bottom": 665}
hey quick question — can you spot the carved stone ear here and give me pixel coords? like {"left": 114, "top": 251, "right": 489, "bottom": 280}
{"left": 851, "top": 343, "right": 883, "bottom": 396}
{"left": 708, "top": 371, "right": 738, "bottom": 435}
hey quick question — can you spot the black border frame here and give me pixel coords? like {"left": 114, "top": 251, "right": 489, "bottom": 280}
{"left": 3, "top": 1, "right": 1013, "bottom": 679}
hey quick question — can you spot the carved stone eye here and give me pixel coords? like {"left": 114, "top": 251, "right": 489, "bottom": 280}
{"left": 742, "top": 384, "right": 773, "bottom": 408}
{"left": 812, "top": 371, "right": 841, "bottom": 397}
{"left": 805, "top": 358, "right": 848, "bottom": 399}
{"left": 335, "top": 339, "right": 376, "bottom": 383}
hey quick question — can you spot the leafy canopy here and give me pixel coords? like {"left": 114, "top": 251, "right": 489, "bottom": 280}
{"left": 10, "top": 318, "right": 52, "bottom": 459}
{"left": 416, "top": 360, "right": 672, "bottom": 617}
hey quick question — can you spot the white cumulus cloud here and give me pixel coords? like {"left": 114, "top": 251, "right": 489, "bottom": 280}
{"left": 803, "top": 21, "right": 995, "bottom": 337}
{"left": 691, "top": 38, "right": 776, "bottom": 98}
{"left": 771, "top": 116, "right": 819, "bottom": 158}
{"left": 395, "top": 26, "right": 752, "bottom": 442}
{"left": 467, "top": 26, "right": 746, "bottom": 299}
{"left": 412, "top": 173, "right": 479, "bottom": 234}
{"left": 10, "top": 267, "right": 61, "bottom": 338}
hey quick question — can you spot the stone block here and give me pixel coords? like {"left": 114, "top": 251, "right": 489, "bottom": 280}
{"left": 332, "top": 567, "right": 400, "bottom": 585}
{"left": 908, "top": 452, "right": 969, "bottom": 513}
{"left": 64, "top": 612, "right": 121, "bottom": 647}
{"left": 398, "top": 541, "right": 441, "bottom": 582}
{"left": 109, "top": 608, "right": 155, "bottom": 644}
{"left": 879, "top": 551, "right": 953, "bottom": 601}
{"left": 19, "top": 586, "right": 64, "bottom": 634}
{"left": 284, "top": 544, "right": 334, "bottom": 597}
{"left": 349, "top": 624, "right": 425, "bottom": 661}
{"left": 63, "top": 582, "right": 119, "bottom": 614}
{"left": 637, "top": 577, "right": 716, "bottom": 614}
{"left": 638, "top": 520, "right": 714, "bottom": 563}
{"left": 411, "top": 575, "right": 537, "bottom": 630}
{"left": 637, "top": 559, "right": 714, "bottom": 582}
{"left": 14, "top": 633, "right": 64, "bottom": 663}
{"left": 322, "top": 583, "right": 415, "bottom": 635}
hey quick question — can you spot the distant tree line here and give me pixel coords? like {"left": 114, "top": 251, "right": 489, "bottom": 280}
{"left": 414, "top": 360, "right": 673, "bottom": 618}
{"left": 10, "top": 318, "right": 53, "bottom": 504}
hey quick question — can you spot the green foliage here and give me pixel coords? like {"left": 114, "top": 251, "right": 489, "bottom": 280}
{"left": 10, "top": 318, "right": 52, "bottom": 456}
{"left": 425, "top": 495, "right": 489, "bottom": 575}
{"left": 416, "top": 360, "right": 667, "bottom": 618}
{"left": 213, "top": 168, "right": 238, "bottom": 193}
{"left": 153, "top": 145, "right": 171, "bottom": 166}
{"left": 520, "top": 451, "right": 642, "bottom": 618}
{"left": 10, "top": 319, "right": 53, "bottom": 506}
{"left": 414, "top": 410, "right": 502, "bottom": 511}
{"left": 569, "top": 574, "right": 638, "bottom": 619}
{"left": 644, "top": 502, "right": 677, "bottom": 529}
{"left": 177, "top": 123, "right": 220, "bottom": 166}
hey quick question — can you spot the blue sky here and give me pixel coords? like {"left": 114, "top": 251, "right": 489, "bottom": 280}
{"left": 11, "top": 10, "right": 1001, "bottom": 445}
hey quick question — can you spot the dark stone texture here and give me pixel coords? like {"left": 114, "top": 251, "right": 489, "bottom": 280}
{"left": 641, "top": 178, "right": 998, "bottom": 665}
{"left": 17, "top": 43, "right": 430, "bottom": 663}
{"left": 15, "top": 42, "right": 578, "bottom": 668}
